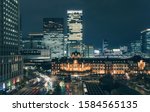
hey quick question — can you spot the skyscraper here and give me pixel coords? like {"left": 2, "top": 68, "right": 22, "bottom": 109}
{"left": 67, "top": 10, "right": 83, "bottom": 41}
{"left": 141, "top": 29, "right": 150, "bottom": 54}
{"left": 43, "top": 33, "right": 64, "bottom": 59}
{"left": 0, "top": 0, "right": 23, "bottom": 92}
{"left": 43, "top": 18, "right": 64, "bottom": 33}
{"left": 67, "top": 10, "right": 83, "bottom": 57}
{"left": 43, "top": 18, "right": 65, "bottom": 59}
{"left": 102, "top": 39, "right": 109, "bottom": 54}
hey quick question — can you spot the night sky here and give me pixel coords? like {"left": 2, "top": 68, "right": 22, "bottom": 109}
{"left": 20, "top": 0, "right": 150, "bottom": 48}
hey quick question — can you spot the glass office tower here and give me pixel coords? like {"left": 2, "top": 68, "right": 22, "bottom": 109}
{"left": 67, "top": 10, "right": 83, "bottom": 57}
{"left": 0, "top": 0, "right": 23, "bottom": 92}
{"left": 141, "top": 29, "right": 150, "bottom": 55}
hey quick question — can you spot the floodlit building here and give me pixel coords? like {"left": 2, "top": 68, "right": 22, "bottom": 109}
{"left": 52, "top": 55, "right": 150, "bottom": 76}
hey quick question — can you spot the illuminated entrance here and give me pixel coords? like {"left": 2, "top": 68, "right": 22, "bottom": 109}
{"left": 60, "top": 59, "right": 91, "bottom": 72}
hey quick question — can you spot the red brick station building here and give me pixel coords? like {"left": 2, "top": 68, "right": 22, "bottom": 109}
{"left": 51, "top": 52, "right": 150, "bottom": 76}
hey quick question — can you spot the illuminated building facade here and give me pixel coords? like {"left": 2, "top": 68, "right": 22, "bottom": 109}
{"left": 51, "top": 54, "right": 150, "bottom": 76}
{"left": 67, "top": 10, "right": 83, "bottom": 57}
{"left": 0, "top": 0, "right": 23, "bottom": 92}
{"left": 67, "top": 10, "right": 83, "bottom": 41}
{"left": 61, "top": 51, "right": 91, "bottom": 72}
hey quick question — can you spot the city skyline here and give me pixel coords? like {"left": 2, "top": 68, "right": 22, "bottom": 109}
{"left": 1, "top": 0, "right": 150, "bottom": 95}
{"left": 20, "top": 0, "right": 150, "bottom": 48}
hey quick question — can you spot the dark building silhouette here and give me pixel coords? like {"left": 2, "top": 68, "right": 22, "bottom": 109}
{"left": 0, "top": 0, "right": 23, "bottom": 92}
{"left": 43, "top": 18, "right": 64, "bottom": 33}
{"left": 141, "top": 29, "right": 150, "bottom": 54}
{"left": 102, "top": 39, "right": 109, "bottom": 54}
